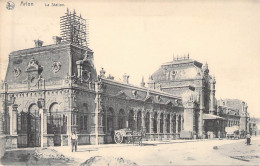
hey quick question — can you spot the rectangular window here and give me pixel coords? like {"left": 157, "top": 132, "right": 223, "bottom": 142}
{"left": 17, "top": 114, "right": 21, "bottom": 134}
{"left": 84, "top": 116, "right": 88, "bottom": 131}
{"left": 80, "top": 116, "right": 84, "bottom": 130}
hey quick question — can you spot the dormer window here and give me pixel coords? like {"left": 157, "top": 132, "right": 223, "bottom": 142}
{"left": 132, "top": 90, "right": 137, "bottom": 98}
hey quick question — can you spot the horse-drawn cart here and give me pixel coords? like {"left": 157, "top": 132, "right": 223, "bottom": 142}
{"left": 225, "top": 126, "right": 240, "bottom": 139}
{"left": 114, "top": 128, "right": 144, "bottom": 145}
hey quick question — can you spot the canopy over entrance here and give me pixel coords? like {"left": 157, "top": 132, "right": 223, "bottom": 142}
{"left": 203, "top": 114, "right": 225, "bottom": 120}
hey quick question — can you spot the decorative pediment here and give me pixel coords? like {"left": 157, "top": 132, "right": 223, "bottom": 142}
{"left": 132, "top": 90, "right": 138, "bottom": 98}
{"left": 182, "top": 90, "right": 199, "bottom": 104}
{"left": 76, "top": 55, "right": 94, "bottom": 82}
{"left": 144, "top": 96, "right": 153, "bottom": 103}
{"left": 165, "top": 100, "right": 173, "bottom": 106}
{"left": 156, "top": 95, "right": 162, "bottom": 102}
{"left": 116, "top": 90, "right": 129, "bottom": 100}
{"left": 26, "top": 58, "right": 42, "bottom": 72}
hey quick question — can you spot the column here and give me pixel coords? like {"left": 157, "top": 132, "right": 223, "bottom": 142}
{"left": 163, "top": 113, "right": 168, "bottom": 139}
{"left": 91, "top": 83, "right": 105, "bottom": 145}
{"left": 42, "top": 109, "right": 48, "bottom": 147}
{"left": 134, "top": 110, "right": 138, "bottom": 132}
{"left": 0, "top": 94, "right": 6, "bottom": 158}
{"left": 98, "top": 112, "right": 104, "bottom": 133}
{"left": 157, "top": 115, "right": 160, "bottom": 134}
{"left": 150, "top": 112, "right": 154, "bottom": 134}
{"left": 218, "top": 120, "right": 221, "bottom": 138}
{"left": 199, "top": 90, "right": 205, "bottom": 138}
{"left": 181, "top": 115, "right": 184, "bottom": 131}
{"left": 247, "top": 117, "right": 250, "bottom": 133}
{"left": 170, "top": 113, "right": 173, "bottom": 134}
{"left": 125, "top": 113, "right": 129, "bottom": 128}
{"left": 209, "top": 77, "right": 216, "bottom": 114}
{"left": 183, "top": 102, "right": 196, "bottom": 135}
{"left": 66, "top": 112, "right": 72, "bottom": 146}
{"left": 157, "top": 114, "right": 161, "bottom": 140}
{"left": 11, "top": 104, "right": 18, "bottom": 149}
{"left": 40, "top": 108, "right": 44, "bottom": 147}
{"left": 9, "top": 106, "right": 12, "bottom": 135}
{"left": 163, "top": 113, "right": 167, "bottom": 133}
{"left": 114, "top": 114, "right": 118, "bottom": 130}
{"left": 43, "top": 109, "right": 47, "bottom": 135}
{"left": 176, "top": 114, "right": 179, "bottom": 134}
{"left": 217, "top": 106, "right": 220, "bottom": 116}
{"left": 141, "top": 111, "right": 146, "bottom": 132}
{"left": 11, "top": 104, "right": 18, "bottom": 135}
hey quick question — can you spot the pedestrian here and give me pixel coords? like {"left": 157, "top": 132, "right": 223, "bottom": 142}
{"left": 71, "top": 131, "right": 78, "bottom": 152}
{"left": 246, "top": 133, "right": 251, "bottom": 145}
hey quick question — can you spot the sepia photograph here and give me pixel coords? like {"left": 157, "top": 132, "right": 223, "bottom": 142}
{"left": 0, "top": 0, "right": 260, "bottom": 165}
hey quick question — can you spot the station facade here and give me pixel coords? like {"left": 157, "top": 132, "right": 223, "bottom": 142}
{"left": 0, "top": 10, "right": 254, "bottom": 149}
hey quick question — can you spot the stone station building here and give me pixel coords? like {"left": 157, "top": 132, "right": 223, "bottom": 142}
{"left": 0, "top": 10, "right": 254, "bottom": 149}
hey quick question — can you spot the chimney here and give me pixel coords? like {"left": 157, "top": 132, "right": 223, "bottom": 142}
{"left": 147, "top": 75, "right": 155, "bottom": 89}
{"left": 123, "top": 73, "right": 129, "bottom": 84}
{"left": 140, "top": 76, "right": 145, "bottom": 87}
{"left": 53, "top": 36, "right": 62, "bottom": 44}
{"left": 34, "top": 40, "right": 43, "bottom": 47}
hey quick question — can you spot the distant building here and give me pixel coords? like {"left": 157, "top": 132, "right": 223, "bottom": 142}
{"left": 0, "top": 10, "right": 255, "bottom": 149}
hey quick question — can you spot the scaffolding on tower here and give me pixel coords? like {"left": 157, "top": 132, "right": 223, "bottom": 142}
{"left": 60, "top": 9, "right": 89, "bottom": 46}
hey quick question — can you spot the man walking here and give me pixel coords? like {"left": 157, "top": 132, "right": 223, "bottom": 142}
{"left": 246, "top": 133, "right": 251, "bottom": 145}
{"left": 71, "top": 131, "right": 78, "bottom": 152}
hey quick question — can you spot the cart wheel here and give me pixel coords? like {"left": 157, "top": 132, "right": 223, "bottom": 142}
{"left": 114, "top": 132, "right": 123, "bottom": 144}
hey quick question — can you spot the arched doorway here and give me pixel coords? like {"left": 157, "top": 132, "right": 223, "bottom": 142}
{"left": 107, "top": 108, "right": 114, "bottom": 134}
{"left": 137, "top": 111, "right": 142, "bottom": 132}
{"left": 145, "top": 112, "right": 150, "bottom": 133}
{"left": 118, "top": 109, "right": 126, "bottom": 129}
{"left": 103, "top": 107, "right": 115, "bottom": 134}
{"left": 28, "top": 104, "right": 41, "bottom": 147}
{"left": 160, "top": 113, "right": 163, "bottom": 133}
{"left": 153, "top": 112, "right": 157, "bottom": 133}
{"left": 166, "top": 114, "right": 170, "bottom": 133}
{"left": 48, "top": 103, "right": 67, "bottom": 146}
{"left": 173, "top": 114, "right": 176, "bottom": 133}
{"left": 128, "top": 110, "right": 135, "bottom": 131}
{"left": 17, "top": 111, "right": 28, "bottom": 147}
{"left": 178, "top": 114, "right": 181, "bottom": 133}
{"left": 80, "top": 103, "right": 88, "bottom": 132}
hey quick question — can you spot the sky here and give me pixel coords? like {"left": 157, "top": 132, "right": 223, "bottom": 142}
{"left": 0, "top": 0, "right": 260, "bottom": 118}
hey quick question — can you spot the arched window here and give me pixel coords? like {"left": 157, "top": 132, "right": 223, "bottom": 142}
{"left": 145, "top": 112, "right": 150, "bottom": 133}
{"left": 27, "top": 104, "right": 41, "bottom": 147}
{"left": 137, "top": 111, "right": 142, "bottom": 131}
{"left": 80, "top": 104, "right": 88, "bottom": 132}
{"left": 47, "top": 103, "right": 67, "bottom": 134}
{"left": 17, "top": 111, "right": 28, "bottom": 135}
{"left": 103, "top": 107, "right": 114, "bottom": 133}
{"left": 160, "top": 113, "right": 163, "bottom": 133}
{"left": 178, "top": 115, "right": 181, "bottom": 133}
{"left": 173, "top": 115, "right": 176, "bottom": 133}
{"left": 107, "top": 108, "right": 114, "bottom": 133}
{"left": 166, "top": 114, "right": 170, "bottom": 133}
{"left": 128, "top": 110, "right": 135, "bottom": 131}
{"left": 153, "top": 112, "right": 157, "bottom": 133}
{"left": 118, "top": 109, "right": 125, "bottom": 129}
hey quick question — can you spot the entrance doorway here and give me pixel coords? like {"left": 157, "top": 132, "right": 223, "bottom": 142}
{"left": 27, "top": 104, "right": 41, "bottom": 147}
